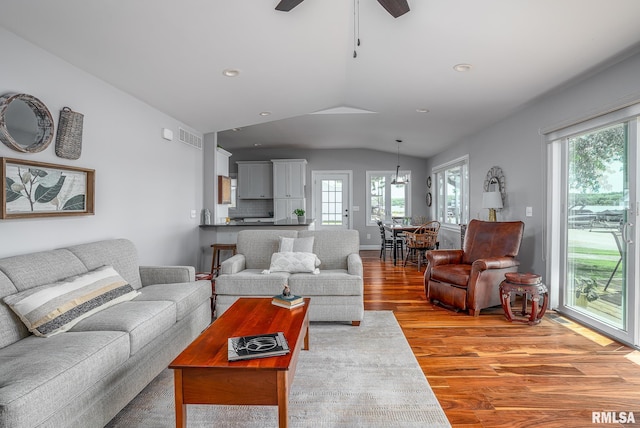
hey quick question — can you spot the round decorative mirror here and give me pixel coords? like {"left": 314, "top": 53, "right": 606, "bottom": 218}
{"left": 0, "top": 93, "right": 54, "bottom": 153}
{"left": 484, "top": 166, "right": 506, "bottom": 205}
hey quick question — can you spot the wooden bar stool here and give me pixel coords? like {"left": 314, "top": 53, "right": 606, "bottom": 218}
{"left": 210, "top": 243, "right": 237, "bottom": 278}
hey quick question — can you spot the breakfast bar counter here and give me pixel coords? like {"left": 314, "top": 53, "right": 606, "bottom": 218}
{"left": 199, "top": 218, "right": 315, "bottom": 228}
{"left": 198, "top": 219, "right": 316, "bottom": 272}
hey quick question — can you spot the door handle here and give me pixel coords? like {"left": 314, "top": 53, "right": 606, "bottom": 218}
{"left": 622, "top": 222, "right": 634, "bottom": 244}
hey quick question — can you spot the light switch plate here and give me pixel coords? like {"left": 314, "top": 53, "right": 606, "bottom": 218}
{"left": 526, "top": 206, "right": 533, "bottom": 217}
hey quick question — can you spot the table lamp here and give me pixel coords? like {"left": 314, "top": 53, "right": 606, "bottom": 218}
{"left": 482, "top": 191, "right": 503, "bottom": 222}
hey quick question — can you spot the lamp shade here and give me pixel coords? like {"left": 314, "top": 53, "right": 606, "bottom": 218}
{"left": 482, "top": 191, "right": 503, "bottom": 209}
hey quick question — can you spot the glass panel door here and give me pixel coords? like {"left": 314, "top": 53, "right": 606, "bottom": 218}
{"left": 562, "top": 121, "right": 637, "bottom": 343}
{"left": 312, "top": 172, "right": 350, "bottom": 229}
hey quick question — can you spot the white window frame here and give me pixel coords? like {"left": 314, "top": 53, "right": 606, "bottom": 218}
{"left": 544, "top": 103, "right": 640, "bottom": 348}
{"left": 432, "top": 155, "right": 469, "bottom": 230}
{"left": 365, "top": 170, "right": 412, "bottom": 226}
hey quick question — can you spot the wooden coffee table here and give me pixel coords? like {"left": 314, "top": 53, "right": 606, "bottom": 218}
{"left": 169, "top": 297, "right": 310, "bottom": 428}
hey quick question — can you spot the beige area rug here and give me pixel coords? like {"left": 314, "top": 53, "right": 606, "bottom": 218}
{"left": 106, "top": 311, "right": 450, "bottom": 427}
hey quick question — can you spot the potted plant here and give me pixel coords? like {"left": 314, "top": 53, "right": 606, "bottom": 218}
{"left": 293, "top": 208, "right": 306, "bottom": 223}
{"left": 575, "top": 277, "right": 599, "bottom": 307}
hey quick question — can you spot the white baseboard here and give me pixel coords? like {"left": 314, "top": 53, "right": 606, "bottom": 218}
{"left": 360, "top": 245, "right": 379, "bottom": 250}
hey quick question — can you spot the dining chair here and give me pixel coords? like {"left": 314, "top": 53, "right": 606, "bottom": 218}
{"left": 403, "top": 221, "right": 440, "bottom": 271}
{"left": 376, "top": 219, "right": 404, "bottom": 261}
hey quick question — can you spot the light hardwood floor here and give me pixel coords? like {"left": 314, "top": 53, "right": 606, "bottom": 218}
{"left": 361, "top": 250, "right": 640, "bottom": 428}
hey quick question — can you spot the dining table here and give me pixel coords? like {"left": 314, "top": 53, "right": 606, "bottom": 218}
{"left": 383, "top": 223, "right": 420, "bottom": 266}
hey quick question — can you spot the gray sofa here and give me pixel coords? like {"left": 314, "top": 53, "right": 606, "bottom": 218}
{"left": 216, "top": 229, "right": 364, "bottom": 324}
{"left": 0, "top": 239, "right": 211, "bottom": 428}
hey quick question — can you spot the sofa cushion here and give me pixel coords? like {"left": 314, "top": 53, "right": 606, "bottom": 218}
{"left": 66, "top": 239, "right": 143, "bottom": 290}
{"left": 3, "top": 266, "right": 140, "bottom": 337}
{"left": 278, "top": 236, "right": 314, "bottom": 253}
{"left": 237, "top": 230, "right": 298, "bottom": 269}
{"left": 431, "top": 264, "right": 471, "bottom": 287}
{"left": 0, "top": 248, "right": 88, "bottom": 292}
{"left": 0, "top": 331, "right": 129, "bottom": 428}
{"left": 267, "top": 252, "right": 320, "bottom": 274}
{"left": 288, "top": 270, "right": 363, "bottom": 295}
{"left": 134, "top": 281, "right": 210, "bottom": 320}
{"left": 0, "top": 270, "right": 28, "bottom": 349}
{"left": 298, "top": 230, "right": 360, "bottom": 270}
{"left": 216, "top": 270, "right": 290, "bottom": 296}
{"left": 70, "top": 300, "right": 176, "bottom": 355}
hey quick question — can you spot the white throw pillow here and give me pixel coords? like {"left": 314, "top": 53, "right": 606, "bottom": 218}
{"left": 278, "top": 236, "right": 314, "bottom": 253}
{"left": 267, "top": 252, "right": 321, "bottom": 274}
{"left": 3, "top": 265, "right": 140, "bottom": 337}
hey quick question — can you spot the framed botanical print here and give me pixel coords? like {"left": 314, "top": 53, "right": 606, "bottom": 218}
{"left": 1, "top": 157, "right": 95, "bottom": 219}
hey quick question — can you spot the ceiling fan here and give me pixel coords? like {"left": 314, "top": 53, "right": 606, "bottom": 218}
{"left": 275, "top": 0, "right": 410, "bottom": 18}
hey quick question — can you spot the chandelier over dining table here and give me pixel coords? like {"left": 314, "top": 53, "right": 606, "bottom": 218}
{"left": 391, "top": 139, "right": 409, "bottom": 185}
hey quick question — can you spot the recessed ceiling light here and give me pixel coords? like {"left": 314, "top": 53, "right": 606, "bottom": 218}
{"left": 222, "top": 69, "right": 240, "bottom": 77}
{"left": 416, "top": 108, "right": 430, "bottom": 113}
{"left": 259, "top": 111, "right": 271, "bottom": 116}
{"left": 231, "top": 127, "right": 242, "bottom": 132}
{"left": 254, "top": 143, "right": 262, "bottom": 147}
{"left": 453, "top": 63, "right": 473, "bottom": 72}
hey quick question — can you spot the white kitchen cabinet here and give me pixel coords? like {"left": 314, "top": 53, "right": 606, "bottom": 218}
{"left": 237, "top": 161, "right": 273, "bottom": 199}
{"left": 272, "top": 159, "right": 306, "bottom": 199}
{"left": 274, "top": 198, "right": 306, "bottom": 221}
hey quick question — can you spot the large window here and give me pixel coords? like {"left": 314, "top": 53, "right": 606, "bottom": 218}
{"left": 366, "top": 170, "right": 411, "bottom": 225}
{"left": 545, "top": 104, "right": 639, "bottom": 347}
{"left": 433, "top": 156, "right": 469, "bottom": 227}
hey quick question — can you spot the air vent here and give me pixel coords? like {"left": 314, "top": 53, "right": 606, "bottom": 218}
{"left": 178, "top": 127, "right": 203, "bottom": 150}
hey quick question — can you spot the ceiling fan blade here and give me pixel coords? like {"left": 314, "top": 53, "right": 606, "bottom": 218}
{"left": 275, "top": 0, "right": 305, "bottom": 12}
{"left": 377, "top": 0, "right": 410, "bottom": 18}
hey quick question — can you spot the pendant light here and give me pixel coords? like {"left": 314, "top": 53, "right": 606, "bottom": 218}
{"left": 391, "top": 139, "right": 409, "bottom": 185}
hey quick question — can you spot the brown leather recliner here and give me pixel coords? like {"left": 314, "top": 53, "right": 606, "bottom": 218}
{"left": 424, "top": 219, "right": 524, "bottom": 316}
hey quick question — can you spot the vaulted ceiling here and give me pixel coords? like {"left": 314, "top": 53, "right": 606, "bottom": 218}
{"left": 2, "top": 0, "right": 640, "bottom": 158}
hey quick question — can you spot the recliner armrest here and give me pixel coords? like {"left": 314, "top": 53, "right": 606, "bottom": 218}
{"left": 426, "top": 249, "right": 464, "bottom": 267}
{"left": 472, "top": 256, "right": 519, "bottom": 271}
{"left": 347, "top": 253, "right": 363, "bottom": 277}
{"left": 220, "top": 254, "right": 246, "bottom": 275}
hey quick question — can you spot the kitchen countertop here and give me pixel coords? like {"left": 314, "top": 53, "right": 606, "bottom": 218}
{"left": 199, "top": 218, "right": 315, "bottom": 228}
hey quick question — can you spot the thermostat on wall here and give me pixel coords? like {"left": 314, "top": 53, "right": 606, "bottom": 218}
{"left": 162, "top": 128, "right": 174, "bottom": 141}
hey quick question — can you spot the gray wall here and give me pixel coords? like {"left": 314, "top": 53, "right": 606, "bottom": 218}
{"left": 219, "top": 147, "right": 430, "bottom": 248}
{"left": 4, "top": 21, "right": 638, "bottom": 279}
{"left": 426, "top": 50, "right": 640, "bottom": 277}
{"left": 0, "top": 28, "right": 205, "bottom": 266}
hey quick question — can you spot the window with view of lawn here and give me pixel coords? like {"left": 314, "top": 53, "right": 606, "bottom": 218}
{"left": 433, "top": 155, "right": 469, "bottom": 228}
{"left": 546, "top": 104, "right": 638, "bottom": 347}
{"left": 366, "top": 171, "right": 411, "bottom": 225}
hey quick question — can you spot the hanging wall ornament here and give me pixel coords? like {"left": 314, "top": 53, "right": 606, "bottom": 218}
{"left": 55, "top": 106, "right": 84, "bottom": 160}
{"left": 0, "top": 93, "right": 54, "bottom": 153}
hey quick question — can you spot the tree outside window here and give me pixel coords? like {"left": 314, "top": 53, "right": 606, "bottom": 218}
{"left": 366, "top": 171, "right": 411, "bottom": 225}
